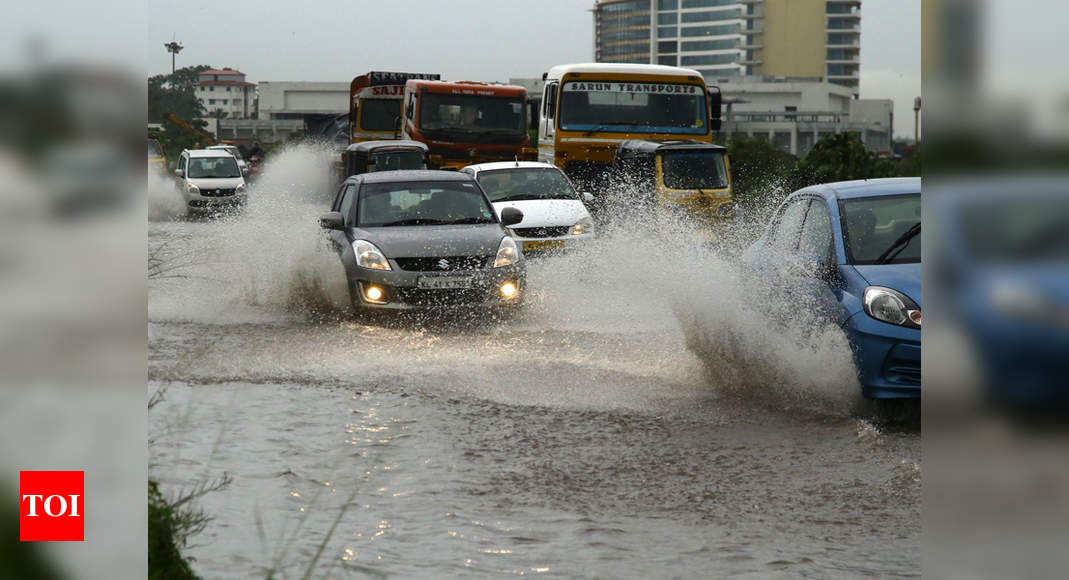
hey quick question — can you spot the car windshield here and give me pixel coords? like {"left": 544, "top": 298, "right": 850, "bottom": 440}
{"left": 476, "top": 168, "right": 577, "bottom": 202}
{"left": 360, "top": 99, "right": 401, "bottom": 132}
{"left": 369, "top": 150, "right": 424, "bottom": 171}
{"left": 357, "top": 180, "right": 496, "bottom": 227}
{"left": 960, "top": 197, "right": 1069, "bottom": 263}
{"left": 187, "top": 156, "right": 241, "bottom": 179}
{"left": 661, "top": 150, "right": 729, "bottom": 189}
{"left": 419, "top": 92, "right": 525, "bottom": 134}
{"left": 840, "top": 194, "right": 921, "bottom": 264}
{"left": 559, "top": 81, "right": 708, "bottom": 134}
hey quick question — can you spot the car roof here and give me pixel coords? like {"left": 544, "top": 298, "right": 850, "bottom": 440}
{"left": 346, "top": 140, "right": 428, "bottom": 153}
{"left": 800, "top": 177, "right": 921, "bottom": 200}
{"left": 185, "top": 149, "right": 235, "bottom": 158}
{"left": 615, "top": 139, "right": 727, "bottom": 157}
{"left": 349, "top": 169, "right": 475, "bottom": 184}
{"left": 462, "top": 161, "right": 559, "bottom": 174}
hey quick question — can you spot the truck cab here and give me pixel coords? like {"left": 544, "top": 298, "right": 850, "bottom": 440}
{"left": 341, "top": 140, "right": 428, "bottom": 178}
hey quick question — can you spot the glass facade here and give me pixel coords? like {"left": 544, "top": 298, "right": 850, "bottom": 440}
{"left": 594, "top": 0, "right": 652, "bottom": 63}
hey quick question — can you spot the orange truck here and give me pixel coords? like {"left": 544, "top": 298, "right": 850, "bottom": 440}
{"left": 348, "top": 71, "right": 440, "bottom": 144}
{"left": 400, "top": 79, "right": 535, "bottom": 170}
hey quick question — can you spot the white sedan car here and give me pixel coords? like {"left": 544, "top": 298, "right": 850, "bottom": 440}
{"left": 461, "top": 161, "right": 594, "bottom": 254}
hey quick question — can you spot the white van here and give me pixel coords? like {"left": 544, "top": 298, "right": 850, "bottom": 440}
{"left": 175, "top": 149, "right": 248, "bottom": 214}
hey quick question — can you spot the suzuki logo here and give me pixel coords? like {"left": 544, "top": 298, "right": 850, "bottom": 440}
{"left": 437, "top": 259, "right": 450, "bottom": 269}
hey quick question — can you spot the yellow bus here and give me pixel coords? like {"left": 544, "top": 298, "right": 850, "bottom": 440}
{"left": 537, "top": 63, "right": 721, "bottom": 194}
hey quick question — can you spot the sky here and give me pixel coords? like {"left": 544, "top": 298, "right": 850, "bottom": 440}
{"left": 139, "top": 0, "right": 920, "bottom": 137}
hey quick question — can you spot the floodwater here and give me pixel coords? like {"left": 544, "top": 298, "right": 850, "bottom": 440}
{"left": 148, "top": 145, "right": 919, "bottom": 578}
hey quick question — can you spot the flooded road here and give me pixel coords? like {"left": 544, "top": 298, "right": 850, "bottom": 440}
{"left": 148, "top": 146, "right": 919, "bottom": 578}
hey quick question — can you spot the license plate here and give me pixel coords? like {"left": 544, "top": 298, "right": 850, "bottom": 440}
{"left": 523, "top": 240, "right": 565, "bottom": 252}
{"left": 417, "top": 275, "right": 473, "bottom": 289}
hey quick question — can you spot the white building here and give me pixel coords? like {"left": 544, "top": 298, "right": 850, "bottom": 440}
{"left": 256, "top": 81, "right": 350, "bottom": 120}
{"left": 196, "top": 68, "right": 255, "bottom": 119}
{"left": 719, "top": 77, "right": 892, "bottom": 155}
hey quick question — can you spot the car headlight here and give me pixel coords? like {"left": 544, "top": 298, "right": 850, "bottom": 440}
{"left": 863, "top": 286, "right": 921, "bottom": 328}
{"left": 185, "top": 182, "right": 199, "bottom": 194}
{"left": 571, "top": 217, "right": 593, "bottom": 236}
{"left": 353, "top": 239, "right": 391, "bottom": 271}
{"left": 493, "top": 236, "right": 519, "bottom": 268}
{"left": 236, "top": 183, "right": 246, "bottom": 193}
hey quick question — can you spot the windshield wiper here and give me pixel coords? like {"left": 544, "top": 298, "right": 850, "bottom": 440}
{"left": 447, "top": 217, "right": 493, "bottom": 225}
{"left": 494, "top": 194, "right": 541, "bottom": 202}
{"left": 379, "top": 218, "right": 447, "bottom": 226}
{"left": 874, "top": 222, "right": 920, "bottom": 264}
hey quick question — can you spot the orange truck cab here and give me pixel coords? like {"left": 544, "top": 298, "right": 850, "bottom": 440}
{"left": 349, "top": 71, "right": 440, "bottom": 144}
{"left": 401, "top": 79, "right": 534, "bottom": 170}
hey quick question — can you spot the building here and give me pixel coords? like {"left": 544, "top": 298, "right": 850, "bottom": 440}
{"left": 256, "top": 81, "right": 350, "bottom": 120}
{"left": 196, "top": 68, "right": 256, "bottom": 119}
{"left": 719, "top": 78, "right": 891, "bottom": 156}
{"left": 592, "top": 0, "right": 861, "bottom": 95}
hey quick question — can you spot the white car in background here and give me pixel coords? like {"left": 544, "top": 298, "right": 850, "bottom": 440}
{"left": 461, "top": 161, "right": 594, "bottom": 254}
{"left": 206, "top": 144, "right": 249, "bottom": 176}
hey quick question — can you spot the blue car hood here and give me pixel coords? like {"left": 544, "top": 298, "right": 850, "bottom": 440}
{"left": 852, "top": 263, "right": 921, "bottom": 308}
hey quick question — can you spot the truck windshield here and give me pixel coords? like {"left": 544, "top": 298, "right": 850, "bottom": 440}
{"left": 419, "top": 92, "right": 525, "bottom": 134}
{"left": 559, "top": 81, "right": 708, "bottom": 135}
{"left": 360, "top": 99, "right": 401, "bottom": 132}
{"left": 661, "top": 151, "right": 728, "bottom": 190}
{"left": 476, "top": 168, "right": 577, "bottom": 202}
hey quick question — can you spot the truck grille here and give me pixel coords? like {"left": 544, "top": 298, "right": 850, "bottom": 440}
{"left": 394, "top": 256, "right": 490, "bottom": 272}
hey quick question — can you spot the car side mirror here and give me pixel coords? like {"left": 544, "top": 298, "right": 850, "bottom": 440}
{"left": 581, "top": 192, "right": 594, "bottom": 204}
{"left": 499, "top": 207, "right": 524, "bottom": 227}
{"left": 319, "top": 211, "right": 345, "bottom": 230}
{"left": 174, "top": 168, "right": 184, "bottom": 177}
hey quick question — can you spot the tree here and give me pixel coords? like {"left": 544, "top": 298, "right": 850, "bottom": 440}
{"left": 722, "top": 136, "right": 798, "bottom": 211}
{"left": 148, "top": 65, "right": 213, "bottom": 162}
{"left": 791, "top": 133, "right": 878, "bottom": 189}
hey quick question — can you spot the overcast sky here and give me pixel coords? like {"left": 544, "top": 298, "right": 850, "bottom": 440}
{"left": 140, "top": 0, "right": 920, "bottom": 137}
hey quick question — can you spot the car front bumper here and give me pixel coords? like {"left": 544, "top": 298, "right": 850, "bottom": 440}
{"left": 843, "top": 311, "right": 921, "bottom": 399}
{"left": 348, "top": 263, "right": 527, "bottom": 311}
{"left": 513, "top": 233, "right": 594, "bottom": 255}
{"left": 183, "top": 191, "right": 247, "bottom": 212}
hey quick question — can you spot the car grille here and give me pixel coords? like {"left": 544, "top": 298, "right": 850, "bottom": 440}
{"left": 394, "top": 256, "right": 491, "bottom": 272}
{"left": 513, "top": 226, "right": 570, "bottom": 238}
{"left": 200, "top": 187, "right": 236, "bottom": 197}
{"left": 394, "top": 288, "right": 486, "bottom": 306}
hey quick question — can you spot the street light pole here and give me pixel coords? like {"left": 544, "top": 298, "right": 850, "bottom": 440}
{"left": 164, "top": 41, "right": 184, "bottom": 74}
{"left": 913, "top": 96, "right": 921, "bottom": 144}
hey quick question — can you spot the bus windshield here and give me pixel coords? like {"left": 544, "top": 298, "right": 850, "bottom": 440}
{"left": 361, "top": 99, "right": 401, "bottom": 132}
{"left": 559, "top": 81, "right": 708, "bottom": 135}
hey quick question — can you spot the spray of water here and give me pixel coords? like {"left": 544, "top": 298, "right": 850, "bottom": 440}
{"left": 148, "top": 169, "right": 185, "bottom": 221}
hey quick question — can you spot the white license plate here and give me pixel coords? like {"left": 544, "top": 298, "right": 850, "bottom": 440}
{"left": 417, "top": 275, "right": 474, "bottom": 289}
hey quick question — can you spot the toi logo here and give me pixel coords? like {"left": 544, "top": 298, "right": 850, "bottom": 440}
{"left": 20, "top": 471, "right": 84, "bottom": 541}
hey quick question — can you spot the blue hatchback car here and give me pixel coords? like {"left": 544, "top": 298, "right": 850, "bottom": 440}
{"left": 742, "top": 178, "right": 921, "bottom": 399}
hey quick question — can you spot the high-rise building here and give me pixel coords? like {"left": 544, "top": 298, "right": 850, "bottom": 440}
{"left": 593, "top": 0, "right": 861, "bottom": 95}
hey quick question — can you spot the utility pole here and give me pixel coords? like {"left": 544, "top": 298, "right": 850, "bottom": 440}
{"left": 913, "top": 96, "right": 921, "bottom": 144}
{"left": 164, "top": 40, "right": 184, "bottom": 74}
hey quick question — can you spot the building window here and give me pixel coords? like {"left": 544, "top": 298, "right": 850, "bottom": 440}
{"left": 681, "top": 53, "right": 738, "bottom": 66}
{"left": 658, "top": 0, "right": 677, "bottom": 10}
{"left": 658, "top": 26, "right": 677, "bottom": 39}
{"left": 658, "top": 40, "right": 678, "bottom": 54}
{"left": 658, "top": 55, "right": 677, "bottom": 66}
{"left": 681, "top": 0, "right": 737, "bottom": 8}
{"left": 208, "top": 99, "right": 215, "bottom": 105}
{"left": 657, "top": 12, "right": 677, "bottom": 25}
{"left": 226, "top": 86, "right": 231, "bottom": 92}
{"left": 681, "top": 23, "right": 741, "bottom": 37}
{"left": 681, "top": 9, "right": 741, "bottom": 23}
{"left": 681, "top": 39, "right": 738, "bottom": 51}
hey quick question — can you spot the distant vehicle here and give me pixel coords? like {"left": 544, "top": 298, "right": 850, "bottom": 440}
{"left": 148, "top": 136, "right": 166, "bottom": 174}
{"left": 461, "top": 161, "right": 594, "bottom": 255}
{"left": 320, "top": 170, "right": 526, "bottom": 313}
{"left": 206, "top": 144, "right": 248, "bottom": 176}
{"left": 175, "top": 149, "right": 248, "bottom": 214}
{"left": 741, "top": 177, "right": 921, "bottom": 400}
{"left": 348, "top": 71, "right": 440, "bottom": 145}
{"left": 609, "top": 139, "right": 734, "bottom": 226}
{"left": 401, "top": 79, "right": 536, "bottom": 170}
{"left": 538, "top": 63, "right": 722, "bottom": 195}
{"left": 342, "top": 140, "right": 428, "bottom": 179}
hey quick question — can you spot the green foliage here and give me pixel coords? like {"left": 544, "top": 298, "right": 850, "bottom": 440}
{"left": 790, "top": 133, "right": 878, "bottom": 188}
{"left": 723, "top": 136, "right": 798, "bottom": 210}
{"left": 149, "top": 65, "right": 213, "bottom": 163}
{"left": 148, "top": 480, "right": 199, "bottom": 580}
